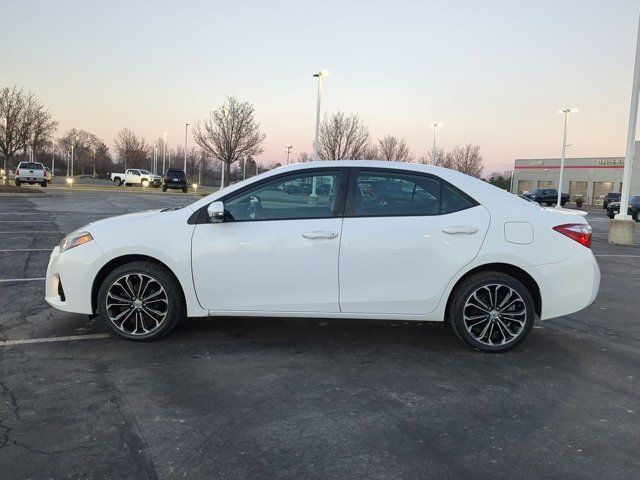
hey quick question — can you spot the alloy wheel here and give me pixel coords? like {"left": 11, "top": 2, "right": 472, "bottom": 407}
{"left": 462, "top": 283, "right": 527, "bottom": 347}
{"left": 105, "top": 273, "right": 169, "bottom": 336}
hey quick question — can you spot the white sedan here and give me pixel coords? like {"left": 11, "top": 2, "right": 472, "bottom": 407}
{"left": 45, "top": 161, "right": 600, "bottom": 352}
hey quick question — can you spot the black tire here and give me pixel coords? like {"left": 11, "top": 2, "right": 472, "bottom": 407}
{"left": 633, "top": 212, "right": 639, "bottom": 222}
{"left": 449, "top": 271, "right": 535, "bottom": 353}
{"left": 15, "top": 179, "right": 21, "bottom": 186}
{"left": 545, "top": 201, "right": 553, "bottom": 206}
{"left": 182, "top": 187, "right": 188, "bottom": 193}
{"left": 608, "top": 213, "right": 615, "bottom": 219}
{"left": 114, "top": 178, "right": 122, "bottom": 186}
{"left": 162, "top": 186, "right": 168, "bottom": 192}
{"left": 97, "top": 261, "right": 185, "bottom": 341}
{"left": 125, "top": 182, "right": 131, "bottom": 187}
{"left": 41, "top": 180, "right": 47, "bottom": 187}
{"left": 561, "top": 201, "right": 566, "bottom": 207}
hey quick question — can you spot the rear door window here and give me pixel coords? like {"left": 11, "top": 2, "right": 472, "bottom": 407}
{"left": 349, "top": 169, "right": 476, "bottom": 217}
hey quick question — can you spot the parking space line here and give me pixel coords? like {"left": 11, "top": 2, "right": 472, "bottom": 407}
{"left": 0, "top": 277, "right": 45, "bottom": 283}
{"left": 0, "top": 333, "right": 110, "bottom": 347}
{"left": 594, "top": 254, "right": 640, "bottom": 257}
{"left": 0, "top": 220, "right": 55, "bottom": 223}
{"left": 0, "top": 231, "right": 60, "bottom": 234}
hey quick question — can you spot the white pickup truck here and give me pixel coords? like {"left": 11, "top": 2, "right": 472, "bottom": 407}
{"left": 15, "top": 162, "right": 48, "bottom": 187}
{"left": 110, "top": 169, "right": 162, "bottom": 187}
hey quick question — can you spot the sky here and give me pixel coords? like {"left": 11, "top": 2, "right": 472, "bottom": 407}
{"left": 2, "top": 0, "right": 640, "bottom": 173}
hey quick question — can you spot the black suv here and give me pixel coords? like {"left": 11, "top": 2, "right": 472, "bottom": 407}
{"left": 162, "top": 168, "right": 188, "bottom": 193}
{"left": 602, "top": 192, "right": 621, "bottom": 209}
{"left": 607, "top": 195, "right": 640, "bottom": 221}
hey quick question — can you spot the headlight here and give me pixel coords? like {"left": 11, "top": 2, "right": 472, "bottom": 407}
{"left": 60, "top": 231, "right": 93, "bottom": 253}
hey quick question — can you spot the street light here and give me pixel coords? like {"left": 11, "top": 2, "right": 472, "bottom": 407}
{"left": 312, "top": 70, "right": 329, "bottom": 161}
{"left": 285, "top": 144, "right": 292, "bottom": 164}
{"left": 1, "top": 117, "right": 6, "bottom": 179}
{"left": 70, "top": 145, "right": 74, "bottom": 178}
{"left": 184, "top": 123, "right": 189, "bottom": 173}
{"left": 430, "top": 123, "right": 442, "bottom": 165}
{"left": 162, "top": 132, "right": 167, "bottom": 175}
{"left": 556, "top": 108, "right": 578, "bottom": 207}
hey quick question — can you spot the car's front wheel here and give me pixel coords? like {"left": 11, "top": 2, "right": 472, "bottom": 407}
{"left": 449, "top": 271, "right": 535, "bottom": 352}
{"left": 97, "top": 261, "right": 184, "bottom": 341}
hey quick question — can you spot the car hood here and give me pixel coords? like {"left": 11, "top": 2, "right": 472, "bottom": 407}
{"left": 78, "top": 209, "right": 165, "bottom": 235}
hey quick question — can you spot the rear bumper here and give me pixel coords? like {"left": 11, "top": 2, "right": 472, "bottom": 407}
{"left": 45, "top": 243, "right": 105, "bottom": 315}
{"left": 524, "top": 248, "right": 600, "bottom": 320}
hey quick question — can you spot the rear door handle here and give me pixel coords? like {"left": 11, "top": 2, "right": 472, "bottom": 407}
{"left": 302, "top": 231, "right": 339, "bottom": 239}
{"left": 441, "top": 225, "right": 479, "bottom": 235}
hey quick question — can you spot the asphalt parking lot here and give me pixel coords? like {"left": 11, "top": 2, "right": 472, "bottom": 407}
{"left": 1, "top": 188, "right": 639, "bottom": 479}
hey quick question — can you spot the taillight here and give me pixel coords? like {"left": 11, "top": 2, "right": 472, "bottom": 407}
{"left": 553, "top": 223, "right": 592, "bottom": 248}
{"left": 15, "top": 169, "right": 19, "bottom": 176}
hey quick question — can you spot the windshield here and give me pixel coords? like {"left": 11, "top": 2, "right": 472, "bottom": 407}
{"left": 18, "top": 162, "right": 43, "bottom": 170}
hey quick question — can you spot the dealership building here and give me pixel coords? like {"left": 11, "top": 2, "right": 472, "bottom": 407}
{"left": 510, "top": 140, "right": 640, "bottom": 205}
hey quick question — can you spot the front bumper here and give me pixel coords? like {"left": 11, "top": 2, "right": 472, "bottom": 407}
{"left": 524, "top": 248, "right": 600, "bottom": 320}
{"left": 45, "top": 242, "right": 105, "bottom": 315}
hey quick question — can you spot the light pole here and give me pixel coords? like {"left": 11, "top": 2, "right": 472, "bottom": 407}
{"left": 70, "top": 145, "right": 74, "bottom": 178}
{"left": 312, "top": 70, "right": 329, "bottom": 161}
{"left": 285, "top": 144, "right": 292, "bottom": 164}
{"left": 162, "top": 132, "right": 167, "bottom": 174}
{"left": 557, "top": 108, "right": 578, "bottom": 207}
{"left": 183, "top": 123, "right": 189, "bottom": 173}
{"left": 1, "top": 117, "right": 6, "bottom": 180}
{"left": 220, "top": 158, "right": 225, "bottom": 189}
{"left": 51, "top": 140, "right": 55, "bottom": 177}
{"left": 430, "top": 123, "right": 442, "bottom": 165}
{"left": 243, "top": 157, "right": 246, "bottom": 180}
{"left": 610, "top": 13, "right": 640, "bottom": 245}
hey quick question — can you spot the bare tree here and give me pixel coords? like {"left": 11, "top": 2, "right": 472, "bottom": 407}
{"left": 193, "top": 96, "right": 266, "bottom": 181}
{"left": 377, "top": 135, "right": 412, "bottom": 162}
{"left": 0, "top": 86, "right": 57, "bottom": 169}
{"left": 297, "top": 152, "right": 312, "bottom": 163}
{"left": 114, "top": 128, "right": 148, "bottom": 169}
{"left": 58, "top": 129, "right": 108, "bottom": 176}
{"left": 447, "top": 144, "right": 484, "bottom": 178}
{"left": 418, "top": 147, "right": 448, "bottom": 167}
{"left": 317, "top": 112, "right": 373, "bottom": 160}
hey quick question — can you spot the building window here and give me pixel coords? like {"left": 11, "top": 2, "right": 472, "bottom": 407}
{"left": 593, "top": 182, "right": 614, "bottom": 205}
{"left": 517, "top": 180, "right": 533, "bottom": 195}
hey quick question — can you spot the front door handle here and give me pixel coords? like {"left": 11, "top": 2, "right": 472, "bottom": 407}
{"left": 302, "top": 231, "right": 339, "bottom": 239}
{"left": 441, "top": 225, "right": 479, "bottom": 235}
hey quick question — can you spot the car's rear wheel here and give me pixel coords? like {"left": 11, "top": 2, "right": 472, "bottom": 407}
{"left": 449, "top": 271, "right": 535, "bottom": 352}
{"left": 97, "top": 261, "right": 184, "bottom": 341}
{"left": 15, "top": 179, "right": 21, "bottom": 186}
{"left": 182, "top": 187, "right": 188, "bottom": 193}
{"left": 162, "top": 185, "right": 168, "bottom": 192}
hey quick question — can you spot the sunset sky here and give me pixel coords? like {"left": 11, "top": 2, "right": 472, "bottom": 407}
{"left": 2, "top": 0, "right": 640, "bottom": 172}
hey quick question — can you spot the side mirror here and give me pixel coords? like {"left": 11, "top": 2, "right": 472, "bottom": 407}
{"left": 207, "top": 201, "right": 225, "bottom": 223}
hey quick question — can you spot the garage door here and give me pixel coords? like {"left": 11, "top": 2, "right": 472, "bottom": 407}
{"left": 569, "top": 181, "right": 588, "bottom": 202}
{"left": 593, "top": 182, "right": 614, "bottom": 205}
{"left": 518, "top": 180, "right": 533, "bottom": 195}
